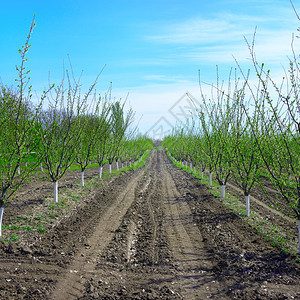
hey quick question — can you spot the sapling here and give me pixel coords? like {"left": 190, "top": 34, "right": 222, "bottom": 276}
{"left": 0, "top": 17, "right": 51, "bottom": 236}
{"left": 75, "top": 98, "right": 110, "bottom": 186}
{"left": 38, "top": 60, "right": 101, "bottom": 202}
{"left": 106, "top": 101, "right": 134, "bottom": 174}
{"left": 95, "top": 117, "right": 111, "bottom": 179}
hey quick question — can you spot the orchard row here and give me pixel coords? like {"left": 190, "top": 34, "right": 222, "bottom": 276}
{"left": 0, "top": 18, "right": 153, "bottom": 237}
{"left": 163, "top": 33, "right": 300, "bottom": 253}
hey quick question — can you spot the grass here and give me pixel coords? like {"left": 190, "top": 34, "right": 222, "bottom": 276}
{"left": 97, "top": 150, "right": 151, "bottom": 181}
{"left": 3, "top": 234, "right": 19, "bottom": 242}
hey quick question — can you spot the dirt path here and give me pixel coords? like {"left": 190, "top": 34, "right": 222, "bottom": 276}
{"left": 160, "top": 158, "right": 224, "bottom": 299}
{"left": 51, "top": 169, "right": 144, "bottom": 299}
{"left": 0, "top": 150, "right": 299, "bottom": 299}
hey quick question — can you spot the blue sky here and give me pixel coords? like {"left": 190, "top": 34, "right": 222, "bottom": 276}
{"left": 1, "top": 0, "right": 299, "bottom": 138}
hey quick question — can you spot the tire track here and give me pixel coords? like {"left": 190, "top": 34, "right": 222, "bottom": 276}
{"left": 158, "top": 151, "right": 225, "bottom": 299}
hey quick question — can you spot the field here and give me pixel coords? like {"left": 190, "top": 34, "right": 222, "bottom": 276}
{"left": 0, "top": 150, "right": 299, "bottom": 299}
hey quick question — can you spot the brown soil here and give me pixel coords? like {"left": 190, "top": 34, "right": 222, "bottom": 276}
{"left": 0, "top": 151, "right": 299, "bottom": 299}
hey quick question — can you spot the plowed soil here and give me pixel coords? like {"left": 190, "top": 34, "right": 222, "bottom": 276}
{"left": 0, "top": 150, "right": 299, "bottom": 299}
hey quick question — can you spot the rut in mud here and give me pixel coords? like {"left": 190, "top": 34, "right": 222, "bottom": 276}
{"left": 0, "top": 150, "right": 299, "bottom": 299}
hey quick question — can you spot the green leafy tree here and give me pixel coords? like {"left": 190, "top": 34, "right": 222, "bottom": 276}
{"left": 75, "top": 100, "right": 110, "bottom": 185}
{"left": 0, "top": 17, "right": 52, "bottom": 237}
{"left": 106, "top": 101, "right": 134, "bottom": 173}
{"left": 37, "top": 64, "right": 100, "bottom": 202}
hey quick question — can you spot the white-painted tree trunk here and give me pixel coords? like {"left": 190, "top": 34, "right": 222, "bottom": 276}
{"left": 298, "top": 220, "right": 300, "bottom": 254}
{"left": 116, "top": 162, "right": 119, "bottom": 170}
{"left": 246, "top": 195, "right": 250, "bottom": 217}
{"left": 221, "top": 185, "right": 226, "bottom": 199}
{"left": 201, "top": 171, "right": 204, "bottom": 178}
{"left": 209, "top": 173, "right": 212, "bottom": 186}
{"left": 41, "top": 162, "right": 43, "bottom": 172}
{"left": 0, "top": 204, "right": 4, "bottom": 238}
{"left": 190, "top": 163, "right": 192, "bottom": 170}
{"left": 81, "top": 171, "right": 84, "bottom": 186}
{"left": 54, "top": 181, "right": 58, "bottom": 203}
{"left": 99, "top": 166, "right": 103, "bottom": 179}
{"left": 25, "top": 161, "right": 28, "bottom": 167}
{"left": 193, "top": 166, "right": 196, "bottom": 173}
{"left": 121, "top": 162, "right": 124, "bottom": 169}
{"left": 109, "top": 164, "right": 112, "bottom": 174}
{"left": 18, "top": 166, "right": 20, "bottom": 175}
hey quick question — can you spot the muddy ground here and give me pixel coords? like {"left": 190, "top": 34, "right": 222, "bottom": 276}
{"left": 0, "top": 150, "right": 299, "bottom": 299}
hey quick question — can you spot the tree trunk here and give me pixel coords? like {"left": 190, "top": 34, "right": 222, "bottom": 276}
{"left": 246, "top": 195, "right": 250, "bottom": 217}
{"left": 298, "top": 220, "right": 300, "bottom": 254}
{"left": 221, "top": 184, "right": 226, "bottom": 199}
{"left": 116, "top": 161, "right": 119, "bottom": 171}
{"left": 81, "top": 170, "right": 84, "bottom": 186}
{"left": 0, "top": 203, "right": 4, "bottom": 238}
{"left": 99, "top": 166, "right": 103, "bottom": 179}
{"left": 109, "top": 164, "right": 112, "bottom": 174}
{"left": 54, "top": 181, "right": 58, "bottom": 203}
{"left": 209, "top": 172, "right": 212, "bottom": 186}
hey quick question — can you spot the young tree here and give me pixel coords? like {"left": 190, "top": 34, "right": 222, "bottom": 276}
{"left": 0, "top": 18, "right": 51, "bottom": 236}
{"left": 200, "top": 69, "right": 242, "bottom": 197}
{"left": 230, "top": 85, "right": 263, "bottom": 216}
{"left": 37, "top": 64, "right": 100, "bottom": 202}
{"left": 94, "top": 116, "right": 111, "bottom": 179}
{"left": 106, "top": 101, "right": 134, "bottom": 174}
{"left": 75, "top": 99, "right": 110, "bottom": 186}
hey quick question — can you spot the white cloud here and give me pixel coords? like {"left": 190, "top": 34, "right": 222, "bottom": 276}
{"left": 181, "top": 29, "right": 300, "bottom": 65}
{"left": 144, "top": 9, "right": 300, "bottom": 67}
{"left": 142, "top": 74, "right": 193, "bottom": 84}
{"left": 146, "top": 13, "right": 276, "bottom": 46}
{"left": 147, "top": 18, "right": 238, "bottom": 45}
